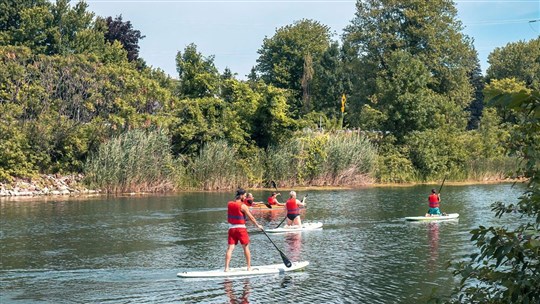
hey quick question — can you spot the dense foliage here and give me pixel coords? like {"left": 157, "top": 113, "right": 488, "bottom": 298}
{"left": 446, "top": 89, "right": 540, "bottom": 304}
{"left": 0, "top": 0, "right": 535, "bottom": 195}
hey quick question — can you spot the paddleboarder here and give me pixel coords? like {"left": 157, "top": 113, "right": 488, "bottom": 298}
{"left": 225, "top": 188, "right": 263, "bottom": 272}
{"left": 286, "top": 191, "right": 306, "bottom": 227}
{"left": 426, "top": 188, "right": 442, "bottom": 216}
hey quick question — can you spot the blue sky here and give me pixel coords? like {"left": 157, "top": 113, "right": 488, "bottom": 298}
{"left": 85, "top": 0, "right": 540, "bottom": 79}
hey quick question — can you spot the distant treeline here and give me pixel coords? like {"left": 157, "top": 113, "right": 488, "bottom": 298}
{"left": 1, "top": 0, "right": 539, "bottom": 192}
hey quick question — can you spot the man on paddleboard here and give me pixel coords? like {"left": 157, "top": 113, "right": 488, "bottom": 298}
{"left": 286, "top": 191, "right": 306, "bottom": 227}
{"left": 426, "top": 189, "right": 442, "bottom": 216}
{"left": 225, "top": 188, "right": 263, "bottom": 272}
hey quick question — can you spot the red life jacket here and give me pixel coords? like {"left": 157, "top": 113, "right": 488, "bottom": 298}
{"left": 267, "top": 196, "right": 277, "bottom": 205}
{"left": 286, "top": 198, "right": 299, "bottom": 216}
{"left": 428, "top": 194, "right": 440, "bottom": 208}
{"left": 228, "top": 201, "right": 246, "bottom": 224}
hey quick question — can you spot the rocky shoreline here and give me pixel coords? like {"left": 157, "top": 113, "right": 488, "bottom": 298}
{"left": 0, "top": 175, "right": 101, "bottom": 197}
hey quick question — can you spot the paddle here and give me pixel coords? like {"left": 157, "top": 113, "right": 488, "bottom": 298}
{"left": 275, "top": 194, "right": 307, "bottom": 229}
{"left": 260, "top": 228, "right": 292, "bottom": 268}
{"left": 438, "top": 175, "right": 447, "bottom": 194}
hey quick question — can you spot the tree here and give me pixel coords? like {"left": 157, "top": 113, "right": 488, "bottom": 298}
{"left": 251, "top": 85, "right": 297, "bottom": 148}
{"left": 447, "top": 89, "right": 540, "bottom": 303}
{"left": 343, "top": 0, "right": 478, "bottom": 136}
{"left": 0, "top": 0, "right": 49, "bottom": 45}
{"left": 486, "top": 37, "right": 540, "bottom": 91}
{"left": 255, "top": 19, "right": 334, "bottom": 116}
{"left": 175, "top": 43, "right": 220, "bottom": 98}
{"left": 466, "top": 59, "right": 485, "bottom": 130}
{"left": 102, "top": 15, "right": 145, "bottom": 62}
{"left": 7, "top": 0, "right": 104, "bottom": 56}
{"left": 310, "top": 42, "right": 348, "bottom": 117}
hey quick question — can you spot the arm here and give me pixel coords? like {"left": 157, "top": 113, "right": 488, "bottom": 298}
{"left": 241, "top": 204, "right": 263, "bottom": 229}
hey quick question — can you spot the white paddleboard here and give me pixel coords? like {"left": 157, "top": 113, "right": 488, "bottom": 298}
{"left": 177, "top": 261, "right": 309, "bottom": 278}
{"left": 265, "top": 222, "right": 323, "bottom": 233}
{"left": 405, "top": 213, "right": 459, "bottom": 221}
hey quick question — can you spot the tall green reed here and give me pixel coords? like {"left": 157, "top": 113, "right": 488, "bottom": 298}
{"left": 84, "top": 129, "right": 176, "bottom": 193}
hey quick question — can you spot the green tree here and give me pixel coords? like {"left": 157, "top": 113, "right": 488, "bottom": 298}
{"left": 310, "top": 42, "right": 348, "bottom": 117}
{"left": 447, "top": 89, "right": 540, "bottom": 304}
{"left": 255, "top": 19, "right": 333, "bottom": 116}
{"left": 0, "top": 0, "right": 49, "bottom": 45}
{"left": 10, "top": 0, "right": 103, "bottom": 56}
{"left": 486, "top": 37, "right": 540, "bottom": 91}
{"left": 251, "top": 85, "right": 297, "bottom": 148}
{"left": 343, "top": 0, "right": 477, "bottom": 135}
{"left": 175, "top": 43, "right": 220, "bottom": 98}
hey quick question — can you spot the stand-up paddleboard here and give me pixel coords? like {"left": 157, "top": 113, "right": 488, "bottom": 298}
{"left": 265, "top": 222, "right": 323, "bottom": 233}
{"left": 405, "top": 213, "right": 459, "bottom": 221}
{"left": 177, "top": 261, "right": 309, "bottom": 278}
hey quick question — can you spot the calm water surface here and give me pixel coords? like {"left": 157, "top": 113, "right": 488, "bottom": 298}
{"left": 0, "top": 184, "right": 525, "bottom": 303}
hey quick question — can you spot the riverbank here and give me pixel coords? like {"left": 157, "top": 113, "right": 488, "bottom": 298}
{"left": 0, "top": 175, "right": 100, "bottom": 197}
{"left": 0, "top": 174, "right": 523, "bottom": 199}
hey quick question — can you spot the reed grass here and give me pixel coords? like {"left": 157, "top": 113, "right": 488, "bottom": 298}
{"left": 182, "top": 140, "right": 245, "bottom": 190}
{"left": 83, "top": 129, "right": 176, "bottom": 193}
{"left": 462, "top": 156, "right": 519, "bottom": 181}
{"left": 264, "top": 131, "right": 377, "bottom": 186}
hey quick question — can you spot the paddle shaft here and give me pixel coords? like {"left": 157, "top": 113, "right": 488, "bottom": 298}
{"left": 438, "top": 176, "right": 447, "bottom": 194}
{"left": 260, "top": 228, "right": 292, "bottom": 268}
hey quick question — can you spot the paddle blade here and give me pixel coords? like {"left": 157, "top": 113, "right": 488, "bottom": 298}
{"left": 271, "top": 180, "right": 277, "bottom": 191}
{"left": 264, "top": 202, "right": 272, "bottom": 209}
{"left": 280, "top": 252, "right": 292, "bottom": 268}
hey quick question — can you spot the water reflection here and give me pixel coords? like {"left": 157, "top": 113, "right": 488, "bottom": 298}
{"left": 427, "top": 222, "right": 440, "bottom": 271}
{"left": 223, "top": 278, "right": 251, "bottom": 304}
{"left": 284, "top": 232, "right": 302, "bottom": 261}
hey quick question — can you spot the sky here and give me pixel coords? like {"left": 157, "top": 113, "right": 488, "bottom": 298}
{"left": 84, "top": 0, "right": 540, "bottom": 79}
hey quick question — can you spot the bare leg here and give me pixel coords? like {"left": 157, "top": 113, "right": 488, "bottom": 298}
{"left": 225, "top": 244, "right": 235, "bottom": 272}
{"left": 293, "top": 216, "right": 302, "bottom": 226}
{"left": 286, "top": 218, "right": 293, "bottom": 226}
{"left": 241, "top": 244, "right": 251, "bottom": 271}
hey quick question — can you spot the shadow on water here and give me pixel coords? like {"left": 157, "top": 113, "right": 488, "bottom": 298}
{"left": 0, "top": 183, "right": 526, "bottom": 303}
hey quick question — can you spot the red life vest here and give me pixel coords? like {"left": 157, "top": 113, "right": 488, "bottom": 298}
{"left": 286, "top": 198, "right": 299, "bottom": 216}
{"left": 267, "top": 196, "right": 277, "bottom": 205}
{"left": 428, "top": 194, "right": 440, "bottom": 208}
{"left": 228, "top": 201, "right": 246, "bottom": 224}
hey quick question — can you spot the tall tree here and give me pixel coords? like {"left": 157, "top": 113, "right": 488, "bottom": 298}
{"left": 486, "top": 37, "right": 540, "bottom": 91}
{"left": 175, "top": 43, "right": 220, "bottom": 98}
{"left": 343, "top": 0, "right": 478, "bottom": 139}
{"left": 0, "top": 0, "right": 49, "bottom": 44}
{"left": 102, "top": 15, "right": 145, "bottom": 62}
{"left": 255, "top": 19, "right": 333, "bottom": 116}
{"left": 7, "top": 0, "right": 103, "bottom": 56}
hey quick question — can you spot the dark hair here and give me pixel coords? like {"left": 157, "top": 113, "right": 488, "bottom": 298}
{"left": 236, "top": 188, "right": 246, "bottom": 198}
{"left": 431, "top": 188, "right": 436, "bottom": 194}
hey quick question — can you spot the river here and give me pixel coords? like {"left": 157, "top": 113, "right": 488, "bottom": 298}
{"left": 0, "top": 183, "right": 525, "bottom": 303}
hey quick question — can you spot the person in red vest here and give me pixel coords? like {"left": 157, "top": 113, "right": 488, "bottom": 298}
{"left": 426, "top": 188, "right": 441, "bottom": 216}
{"left": 225, "top": 188, "right": 263, "bottom": 272}
{"left": 286, "top": 191, "right": 306, "bottom": 227}
{"left": 267, "top": 192, "right": 284, "bottom": 206}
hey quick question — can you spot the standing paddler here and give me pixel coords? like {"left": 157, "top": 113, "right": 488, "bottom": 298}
{"left": 225, "top": 188, "right": 263, "bottom": 272}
